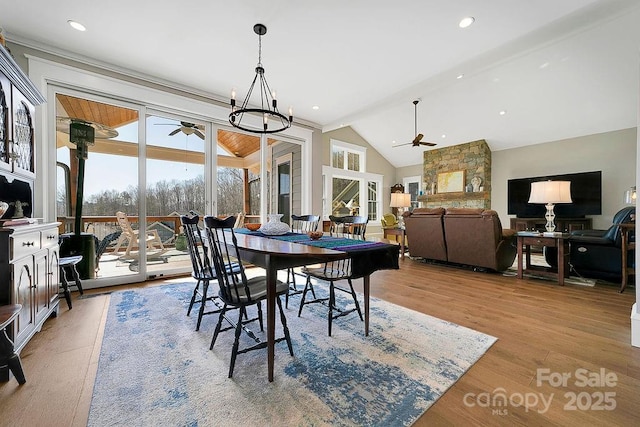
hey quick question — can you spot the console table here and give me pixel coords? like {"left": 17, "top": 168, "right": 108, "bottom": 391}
{"left": 510, "top": 217, "right": 592, "bottom": 233}
{"left": 383, "top": 227, "right": 406, "bottom": 259}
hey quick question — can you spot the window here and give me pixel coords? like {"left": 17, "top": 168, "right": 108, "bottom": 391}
{"left": 323, "top": 140, "right": 381, "bottom": 222}
{"left": 331, "top": 139, "right": 365, "bottom": 172}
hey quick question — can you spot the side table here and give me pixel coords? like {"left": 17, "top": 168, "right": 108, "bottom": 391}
{"left": 517, "top": 233, "right": 570, "bottom": 285}
{"left": 383, "top": 227, "right": 406, "bottom": 259}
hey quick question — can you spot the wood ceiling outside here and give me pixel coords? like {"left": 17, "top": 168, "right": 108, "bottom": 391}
{"left": 56, "top": 94, "right": 276, "bottom": 158}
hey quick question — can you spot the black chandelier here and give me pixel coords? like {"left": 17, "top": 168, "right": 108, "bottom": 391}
{"left": 229, "top": 23, "right": 293, "bottom": 134}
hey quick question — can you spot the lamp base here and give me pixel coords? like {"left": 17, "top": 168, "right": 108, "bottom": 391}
{"left": 544, "top": 203, "right": 556, "bottom": 232}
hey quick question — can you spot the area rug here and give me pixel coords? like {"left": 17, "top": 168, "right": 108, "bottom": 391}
{"left": 88, "top": 281, "right": 497, "bottom": 426}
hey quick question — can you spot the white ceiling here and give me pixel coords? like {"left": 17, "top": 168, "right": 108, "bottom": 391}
{"left": 2, "top": 0, "right": 639, "bottom": 167}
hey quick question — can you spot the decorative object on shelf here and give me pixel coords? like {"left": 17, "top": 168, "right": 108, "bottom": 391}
{"left": 258, "top": 214, "right": 290, "bottom": 235}
{"left": 229, "top": 24, "right": 293, "bottom": 134}
{"left": 471, "top": 176, "right": 482, "bottom": 192}
{"left": 390, "top": 192, "right": 411, "bottom": 227}
{"left": 0, "top": 201, "right": 7, "bottom": 218}
{"left": 623, "top": 186, "right": 636, "bottom": 205}
{"left": 528, "top": 180, "right": 572, "bottom": 232}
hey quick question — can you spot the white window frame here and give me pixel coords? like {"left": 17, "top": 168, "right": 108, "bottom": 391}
{"left": 403, "top": 175, "right": 422, "bottom": 209}
{"left": 330, "top": 139, "right": 366, "bottom": 172}
{"left": 322, "top": 165, "right": 382, "bottom": 223}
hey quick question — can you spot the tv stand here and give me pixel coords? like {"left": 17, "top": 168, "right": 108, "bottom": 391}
{"left": 510, "top": 217, "right": 592, "bottom": 233}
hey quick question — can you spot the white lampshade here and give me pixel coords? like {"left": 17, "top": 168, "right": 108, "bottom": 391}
{"left": 390, "top": 192, "right": 411, "bottom": 208}
{"left": 624, "top": 186, "right": 636, "bottom": 205}
{"left": 528, "top": 181, "right": 572, "bottom": 204}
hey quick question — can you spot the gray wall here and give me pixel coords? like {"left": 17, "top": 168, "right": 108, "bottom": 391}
{"left": 492, "top": 127, "right": 637, "bottom": 229}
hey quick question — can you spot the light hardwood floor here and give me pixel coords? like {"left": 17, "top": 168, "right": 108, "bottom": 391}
{"left": 1, "top": 257, "right": 639, "bottom": 426}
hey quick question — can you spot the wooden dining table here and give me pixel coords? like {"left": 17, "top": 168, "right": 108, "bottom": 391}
{"left": 230, "top": 231, "right": 400, "bottom": 382}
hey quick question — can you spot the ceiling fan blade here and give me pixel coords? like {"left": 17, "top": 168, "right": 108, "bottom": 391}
{"left": 168, "top": 129, "right": 181, "bottom": 136}
{"left": 419, "top": 141, "right": 437, "bottom": 147}
{"left": 394, "top": 142, "right": 413, "bottom": 147}
{"left": 194, "top": 129, "right": 205, "bottom": 139}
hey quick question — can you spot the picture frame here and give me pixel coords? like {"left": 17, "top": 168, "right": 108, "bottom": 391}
{"left": 437, "top": 170, "right": 465, "bottom": 193}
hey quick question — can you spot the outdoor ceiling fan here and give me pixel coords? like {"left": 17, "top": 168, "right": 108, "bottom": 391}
{"left": 159, "top": 121, "right": 205, "bottom": 140}
{"left": 395, "top": 100, "right": 437, "bottom": 147}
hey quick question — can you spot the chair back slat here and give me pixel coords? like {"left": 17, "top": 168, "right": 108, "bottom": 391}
{"left": 329, "top": 215, "right": 368, "bottom": 240}
{"left": 204, "top": 216, "right": 252, "bottom": 304}
{"left": 291, "top": 214, "right": 320, "bottom": 234}
{"left": 180, "top": 214, "right": 213, "bottom": 280}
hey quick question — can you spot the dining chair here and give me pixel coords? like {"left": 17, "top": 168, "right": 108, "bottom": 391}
{"left": 298, "top": 215, "right": 368, "bottom": 336}
{"left": 285, "top": 214, "right": 320, "bottom": 308}
{"left": 181, "top": 214, "right": 222, "bottom": 331}
{"left": 204, "top": 215, "right": 294, "bottom": 378}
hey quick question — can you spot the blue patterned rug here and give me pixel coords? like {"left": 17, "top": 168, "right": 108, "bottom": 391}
{"left": 88, "top": 280, "right": 496, "bottom": 426}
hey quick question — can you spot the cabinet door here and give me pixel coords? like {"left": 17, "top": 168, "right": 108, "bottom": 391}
{"left": 34, "top": 250, "right": 49, "bottom": 324}
{"left": 12, "top": 256, "right": 34, "bottom": 346}
{"left": 0, "top": 72, "right": 10, "bottom": 169}
{"left": 10, "top": 86, "right": 35, "bottom": 176}
{"left": 47, "top": 246, "right": 60, "bottom": 308}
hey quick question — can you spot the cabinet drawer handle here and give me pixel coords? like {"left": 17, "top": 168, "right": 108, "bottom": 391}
{"left": 48, "top": 235, "right": 57, "bottom": 240}
{"left": 22, "top": 241, "right": 35, "bottom": 247}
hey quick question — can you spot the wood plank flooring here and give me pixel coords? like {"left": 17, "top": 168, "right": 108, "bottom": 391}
{"left": 1, "top": 258, "right": 639, "bottom": 426}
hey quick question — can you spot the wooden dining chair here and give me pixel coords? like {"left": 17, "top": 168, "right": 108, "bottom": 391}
{"left": 204, "top": 215, "right": 294, "bottom": 378}
{"left": 298, "top": 215, "right": 368, "bottom": 336}
{"left": 285, "top": 214, "right": 320, "bottom": 308}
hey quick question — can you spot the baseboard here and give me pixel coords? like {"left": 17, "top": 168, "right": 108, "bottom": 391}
{"left": 631, "top": 303, "right": 640, "bottom": 348}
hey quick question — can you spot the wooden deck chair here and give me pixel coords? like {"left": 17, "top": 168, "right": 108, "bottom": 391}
{"left": 112, "top": 211, "right": 165, "bottom": 257}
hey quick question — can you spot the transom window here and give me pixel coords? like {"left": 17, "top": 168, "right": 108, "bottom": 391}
{"left": 331, "top": 139, "right": 365, "bottom": 172}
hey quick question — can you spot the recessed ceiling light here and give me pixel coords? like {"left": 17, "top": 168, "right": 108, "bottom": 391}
{"left": 456, "top": 74, "right": 464, "bottom": 79}
{"left": 459, "top": 17, "right": 475, "bottom": 28}
{"left": 499, "top": 110, "right": 507, "bottom": 116}
{"left": 539, "top": 62, "right": 549, "bottom": 69}
{"left": 68, "top": 20, "right": 86, "bottom": 31}
{"left": 312, "top": 105, "right": 319, "bottom": 110}
{"left": 441, "top": 134, "right": 447, "bottom": 139}
{"left": 392, "top": 140, "right": 396, "bottom": 145}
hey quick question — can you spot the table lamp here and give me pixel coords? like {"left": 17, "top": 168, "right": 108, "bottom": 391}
{"left": 624, "top": 186, "right": 636, "bottom": 205}
{"left": 528, "top": 180, "right": 572, "bottom": 232}
{"left": 390, "top": 192, "right": 412, "bottom": 226}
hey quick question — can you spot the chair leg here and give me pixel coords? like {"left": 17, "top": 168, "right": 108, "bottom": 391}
{"left": 285, "top": 267, "right": 297, "bottom": 309}
{"left": 196, "top": 280, "right": 209, "bottom": 331}
{"left": 187, "top": 279, "right": 200, "bottom": 316}
{"left": 298, "top": 276, "right": 313, "bottom": 317}
{"left": 276, "top": 296, "right": 294, "bottom": 356}
{"left": 328, "top": 281, "right": 337, "bottom": 336}
{"left": 59, "top": 267, "right": 72, "bottom": 310}
{"left": 256, "top": 301, "right": 264, "bottom": 332}
{"left": 228, "top": 308, "right": 245, "bottom": 378}
{"left": 210, "top": 304, "right": 228, "bottom": 350}
{"left": 347, "top": 279, "right": 363, "bottom": 321}
{"left": 70, "top": 264, "right": 83, "bottom": 295}
{"left": 7, "top": 354, "right": 26, "bottom": 385}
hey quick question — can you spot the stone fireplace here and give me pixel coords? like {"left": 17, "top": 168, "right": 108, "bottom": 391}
{"left": 417, "top": 139, "right": 491, "bottom": 209}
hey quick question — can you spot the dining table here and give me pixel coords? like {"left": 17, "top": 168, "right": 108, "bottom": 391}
{"left": 231, "top": 229, "right": 400, "bottom": 381}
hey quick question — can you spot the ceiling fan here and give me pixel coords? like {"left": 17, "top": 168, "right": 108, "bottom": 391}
{"left": 396, "top": 100, "right": 437, "bottom": 147}
{"left": 159, "top": 121, "right": 205, "bottom": 140}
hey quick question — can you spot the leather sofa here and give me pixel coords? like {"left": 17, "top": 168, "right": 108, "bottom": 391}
{"left": 544, "top": 206, "right": 635, "bottom": 281}
{"left": 403, "top": 207, "right": 517, "bottom": 271}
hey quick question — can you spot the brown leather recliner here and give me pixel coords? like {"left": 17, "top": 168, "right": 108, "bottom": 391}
{"left": 403, "top": 207, "right": 447, "bottom": 262}
{"left": 443, "top": 208, "right": 517, "bottom": 271}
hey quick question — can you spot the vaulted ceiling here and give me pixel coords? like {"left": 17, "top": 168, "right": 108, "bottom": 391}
{"left": 3, "top": 0, "right": 640, "bottom": 167}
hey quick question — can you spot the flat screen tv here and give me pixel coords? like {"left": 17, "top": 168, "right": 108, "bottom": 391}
{"left": 507, "top": 171, "right": 602, "bottom": 218}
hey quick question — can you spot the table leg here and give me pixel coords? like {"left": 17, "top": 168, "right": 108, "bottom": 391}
{"left": 363, "top": 275, "right": 370, "bottom": 336}
{"left": 517, "top": 238, "right": 524, "bottom": 279}
{"left": 265, "top": 255, "right": 276, "bottom": 382}
{"left": 557, "top": 239, "right": 566, "bottom": 286}
{"left": 400, "top": 233, "right": 405, "bottom": 260}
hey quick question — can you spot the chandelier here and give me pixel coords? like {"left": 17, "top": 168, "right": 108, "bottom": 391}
{"left": 229, "top": 23, "right": 293, "bottom": 134}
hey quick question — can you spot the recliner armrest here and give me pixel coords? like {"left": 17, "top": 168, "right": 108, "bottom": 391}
{"left": 569, "top": 234, "right": 615, "bottom": 246}
{"left": 570, "top": 229, "right": 608, "bottom": 238}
